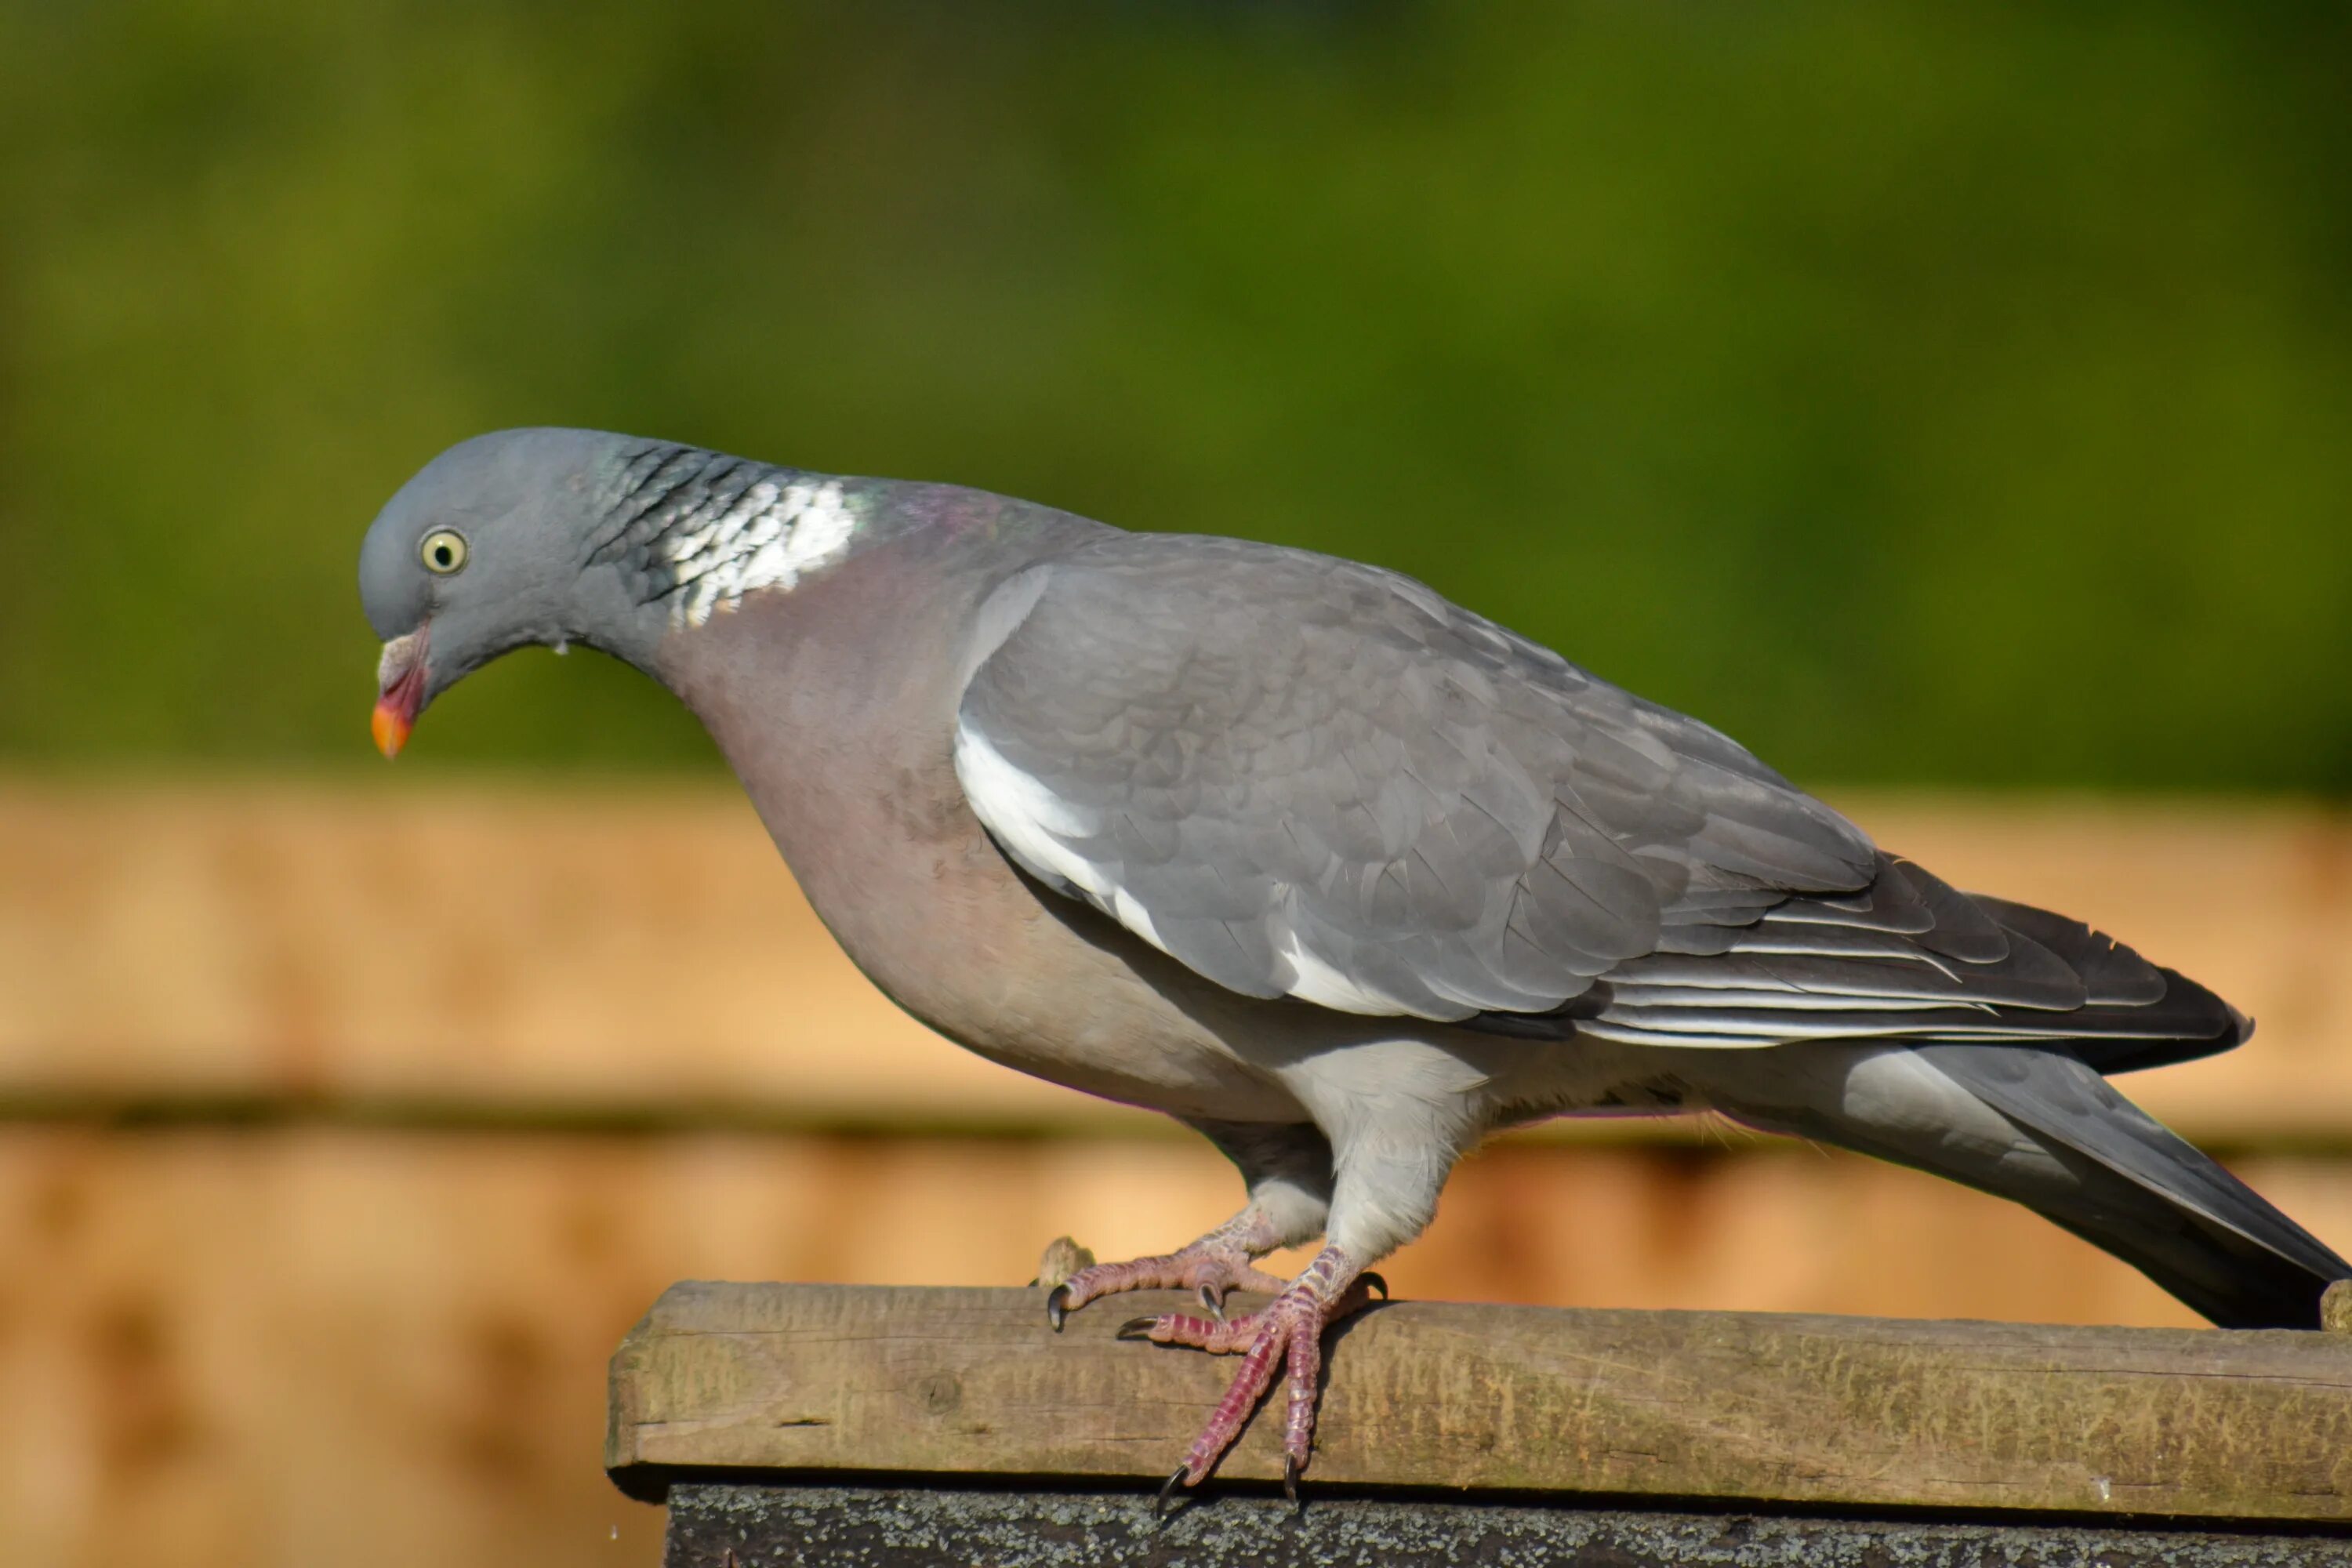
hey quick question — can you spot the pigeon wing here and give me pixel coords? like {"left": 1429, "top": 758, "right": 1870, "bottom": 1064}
{"left": 952, "top": 532, "right": 1878, "bottom": 1022}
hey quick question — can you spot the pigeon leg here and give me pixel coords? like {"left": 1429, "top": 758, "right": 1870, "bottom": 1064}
{"left": 1045, "top": 1207, "right": 1294, "bottom": 1327}
{"left": 1046, "top": 1120, "right": 1337, "bottom": 1327}
{"left": 1118, "top": 1243, "right": 1380, "bottom": 1494}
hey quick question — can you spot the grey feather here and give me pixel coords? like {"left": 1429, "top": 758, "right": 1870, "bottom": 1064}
{"left": 1706, "top": 1042, "right": 2349, "bottom": 1329}
{"left": 1570, "top": 855, "right": 2244, "bottom": 1057}
{"left": 1917, "top": 1045, "right": 2348, "bottom": 1325}
{"left": 956, "top": 534, "right": 1876, "bottom": 1021}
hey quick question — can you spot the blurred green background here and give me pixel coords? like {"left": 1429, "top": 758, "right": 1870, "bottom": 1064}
{"left": 2, "top": 1, "right": 2347, "bottom": 789}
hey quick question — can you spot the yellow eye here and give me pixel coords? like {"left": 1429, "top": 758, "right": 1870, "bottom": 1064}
{"left": 419, "top": 529, "right": 469, "bottom": 575}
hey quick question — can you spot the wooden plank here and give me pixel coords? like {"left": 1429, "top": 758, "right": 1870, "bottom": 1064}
{"left": 5, "top": 779, "right": 2351, "bottom": 1142}
{"left": 609, "top": 1280, "right": 2352, "bottom": 1523}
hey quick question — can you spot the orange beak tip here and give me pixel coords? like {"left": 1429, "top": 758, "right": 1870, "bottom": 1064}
{"left": 371, "top": 628, "right": 429, "bottom": 760}
{"left": 372, "top": 701, "right": 412, "bottom": 760}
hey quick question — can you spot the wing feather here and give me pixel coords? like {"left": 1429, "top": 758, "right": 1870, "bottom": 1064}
{"left": 952, "top": 532, "right": 2245, "bottom": 1069}
{"left": 954, "top": 534, "right": 1874, "bottom": 1021}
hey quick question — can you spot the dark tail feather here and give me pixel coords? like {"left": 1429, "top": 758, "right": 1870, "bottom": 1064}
{"left": 1702, "top": 1039, "right": 2349, "bottom": 1329}
{"left": 1639, "top": 861, "right": 2339, "bottom": 1327}
{"left": 1915, "top": 1045, "right": 2347, "bottom": 1328}
{"left": 1859, "top": 887, "right": 2332, "bottom": 1323}
{"left": 1557, "top": 859, "right": 2256, "bottom": 1063}
{"left": 1963, "top": 894, "right": 2252, "bottom": 1076}
{"left": 2017, "top": 1171, "right": 2335, "bottom": 1329}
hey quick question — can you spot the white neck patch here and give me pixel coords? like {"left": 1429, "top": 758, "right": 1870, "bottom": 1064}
{"left": 661, "top": 477, "right": 860, "bottom": 627}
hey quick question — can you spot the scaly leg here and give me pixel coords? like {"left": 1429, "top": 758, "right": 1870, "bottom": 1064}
{"left": 1118, "top": 1068, "right": 1468, "bottom": 1506}
{"left": 1116, "top": 1243, "right": 1384, "bottom": 1499}
{"left": 1045, "top": 1207, "right": 1294, "bottom": 1327}
{"left": 1044, "top": 1120, "right": 1333, "bottom": 1327}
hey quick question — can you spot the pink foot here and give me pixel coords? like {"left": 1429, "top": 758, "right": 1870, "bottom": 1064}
{"left": 1114, "top": 1245, "right": 1384, "bottom": 1506}
{"left": 1044, "top": 1238, "right": 1290, "bottom": 1329}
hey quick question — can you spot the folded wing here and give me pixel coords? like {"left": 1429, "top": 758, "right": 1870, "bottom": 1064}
{"left": 953, "top": 532, "right": 1878, "bottom": 1022}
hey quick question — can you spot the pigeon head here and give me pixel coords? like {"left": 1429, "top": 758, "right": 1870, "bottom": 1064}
{"left": 360, "top": 426, "right": 881, "bottom": 757}
{"left": 358, "top": 427, "right": 644, "bottom": 757}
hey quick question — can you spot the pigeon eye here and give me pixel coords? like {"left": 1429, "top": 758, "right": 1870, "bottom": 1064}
{"left": 419, "top": 529, "right": 469, "bottom": 575}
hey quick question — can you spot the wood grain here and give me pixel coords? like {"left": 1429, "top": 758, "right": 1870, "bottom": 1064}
{"left": 610, "top": 1279, "right": 2352, "bottom": 1522}
{"left": 5, "top": 779, "right": 2351, "bottom": 1142}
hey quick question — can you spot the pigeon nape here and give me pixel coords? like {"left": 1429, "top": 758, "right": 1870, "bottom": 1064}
{"left": 358, "top": 428, "right": 2351, "bottom": 1500}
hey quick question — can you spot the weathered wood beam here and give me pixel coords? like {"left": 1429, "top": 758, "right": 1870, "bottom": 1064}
{"left": 608, "top": 1280, "right": 2352, "bottom": 1524}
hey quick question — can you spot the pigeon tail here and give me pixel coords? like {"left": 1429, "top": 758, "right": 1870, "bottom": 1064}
{"left": 1916, "top": 1044, "right": 2350, "bottom": 1328}
{"left": 1704, "top": 1040, "right": 2351, "bottom": 1330}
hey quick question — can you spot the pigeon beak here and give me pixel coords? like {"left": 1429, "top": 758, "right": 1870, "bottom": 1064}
{"left": 372, "top": 628, "right": 430, "bottom": 759}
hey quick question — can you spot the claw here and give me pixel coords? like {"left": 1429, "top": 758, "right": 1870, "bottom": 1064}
{"left": 1196, "top": 1283, "right": 1225, "bottom": 1319}
{"left": 1155, "top": 1465, "right": 1189, "bottom": 1518}
{"left": 1361, "top": 1271, "right": 1389, "bottom": 1300}
{"left": 1046, "top": 1283, "right": 1072, "bottom": 1332}
{"left": 1116, "top": 1316, "right": 1160, "bottom": 1341}
{"left": 1283, "top": 1453, "right": 1304, "bottom": 1505}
